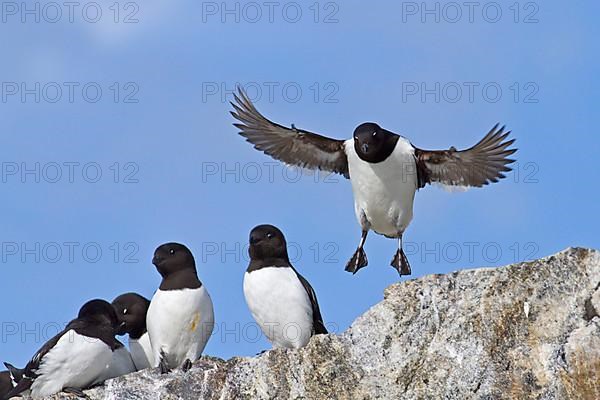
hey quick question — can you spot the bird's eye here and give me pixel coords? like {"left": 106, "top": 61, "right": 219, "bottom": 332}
{"left": 372, "top": 131, "right": 377, "bottom": 137}
{"left": 266, "top": 233, "right": 273, "bottom": 239}
{"left": 169, "top": 249, "right": 175, "bottom": 255}
{"left": 123, "top": 308, "right": 128, "bottom": 315}
{"left": 354, "top": 136, "right": 358, "bottom": 140}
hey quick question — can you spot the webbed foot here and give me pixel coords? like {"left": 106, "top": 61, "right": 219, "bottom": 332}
{"left": 345, "top": 247, "right": 368, "bottom": 275}
{"left": 181, "top": 359, "right": 193, "bottom": 372}
{"left": 391, "top": 248, "right": 411, "bottom": 276}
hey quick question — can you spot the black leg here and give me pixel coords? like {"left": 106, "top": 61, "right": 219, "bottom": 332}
{"left": 391, "top": 235, "right": 411, "bottom": 276}
{"left": 256, "top": 349, "right": 268, "bottom": 356}
{"left": 159, "top": 351, "right": 171, "bottom": 374}
{"left": 181, "top": 359, "right": 193, "bottom": 372}
{"left": 63, "top": 387, "right": 88, "bottom": 398}
{"left": 345, "top": 230, "right": 369, "bottom": 274}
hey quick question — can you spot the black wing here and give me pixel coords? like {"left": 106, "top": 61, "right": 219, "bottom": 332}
{"left": 292, "top": 267, "right": 328, "bottom": 335}
{"left": 25, "top": 328, "right": 66, "bottom": 374}
{"left": 1, "top": 329, "right": 64, "bottom": 400}
{"left": 231, "top": 87, "right": 349, "bottom": 178}
{"left": 414, "top": 124, "right": 516, "bottom": 189}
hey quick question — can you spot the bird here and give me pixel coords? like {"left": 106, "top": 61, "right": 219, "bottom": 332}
{"left": 112, "top": 292, "right": 154, "bottom": 370}
{"left": 231, "top": 87, "right": 517, "bottom": 276}
{"left": 6, "top": 315, "right": 135, "bottom": 389}
{"left": 243, "top": 224, "right": 327, "bottom": 349}
{"left": 2, "top": 299, "right": 121, "bottom": 399}
{"left": 146, "top": 242, "right": 215, "bottom": 374}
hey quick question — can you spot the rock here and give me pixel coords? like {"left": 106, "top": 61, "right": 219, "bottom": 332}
{"left": 40, "top": 248, "right": 600, "bottom": 400}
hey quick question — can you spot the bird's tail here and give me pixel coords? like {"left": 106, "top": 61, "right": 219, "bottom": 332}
{"left": 314, "top": 319, "right": 328, "bottom": 335}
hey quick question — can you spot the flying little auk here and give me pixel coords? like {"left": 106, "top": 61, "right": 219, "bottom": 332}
{"left": 112, "top": 292, "right": 154, "bottom": 370}
{"left": 231, "top": 88, "right": 517, "bottom": 276}
{"left": 2, "top": 299, "right": 121, "bottom": 399}
{"left": 147, "top": 242, "right": 215, "bottom": 374}
{"left": 244, "top": 224, "right": 327, "bottom": 349}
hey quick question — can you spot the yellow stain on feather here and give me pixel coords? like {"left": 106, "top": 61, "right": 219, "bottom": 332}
{"left": 190, "top": 312, "right": 201, "bottom": 332}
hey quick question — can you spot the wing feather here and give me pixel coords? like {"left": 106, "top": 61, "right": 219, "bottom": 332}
{"left": 414, "top": 124, "right": 517, "bottom": 188}
{"left": 292, "top": 267, "right": 328, "bottom": 335}
{"left": 231, "top": 88, "right": 349, "bottom": 178}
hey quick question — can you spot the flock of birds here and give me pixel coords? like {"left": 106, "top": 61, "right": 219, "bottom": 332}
{"left": 1, "top": 88, "right": 516, "bottom": 399}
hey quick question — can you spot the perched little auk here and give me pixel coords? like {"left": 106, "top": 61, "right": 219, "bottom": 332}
{"left": 231, "top": 88, "right": 517, "bottom": 276}
{"left": 243, "top": 224, "right": 327, "bottom": 349}
{"left": 147, "top": 242, "right": 215, "bottom": 374}
{"left": 3, "top": 324, "right": 134, "bottom": 389}
{"left": 112, "top": 292, "right": 154, "bottom": 370}
{"left": 2, "top": 299, "right": 121, "bottom": 399}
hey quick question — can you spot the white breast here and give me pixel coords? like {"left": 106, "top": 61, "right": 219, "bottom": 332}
{"left": 129, "top": 332, "right": 154, "bottom": 370}
{"left": 243, "top": 267, "right": 313, "bottom": 349}
{"left": 147, "top": 287, "right": 215, "bottom": 369}
{"left": 30, "top": 330, "right": 113, "bottom": 398}
{"left": 93, "top": 346, "right": 136, "bottom": 384}
{"left": 345, "top": 138, "right": 418, "bottom": 237}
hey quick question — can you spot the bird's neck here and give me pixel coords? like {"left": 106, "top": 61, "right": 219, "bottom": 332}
{"left": 159, "top": 268, "right": 201, "bottom": 290}
{"left": 247, "top": 257, "right": 290, "bottom": 272}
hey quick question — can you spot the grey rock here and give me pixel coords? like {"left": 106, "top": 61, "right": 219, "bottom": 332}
{"left": 37, "top": 248, "right": 600, "bottom": 400}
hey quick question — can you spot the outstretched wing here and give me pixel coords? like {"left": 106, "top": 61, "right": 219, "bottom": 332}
{"left": 414, "top": 124, "right": 517, "bottom": 189}
{"left": 231, "top": 87, "right": 349, "bottom": 178}
{"left": 292, "top": 267, "right": 328, "bottom": 335}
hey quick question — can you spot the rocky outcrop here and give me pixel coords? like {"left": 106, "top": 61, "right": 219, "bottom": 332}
{"left": 44, "top": 248, "right": 600, "bottom": 399}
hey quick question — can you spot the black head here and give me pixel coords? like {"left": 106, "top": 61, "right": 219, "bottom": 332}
{"left": 78, "top": 299, "right": 120, "bottom": 330}
{"left": 353, "top": 122, "right": 399, "bottom": 163}
{"left": 152, "top": 242, "right": 196, "bottom": 278}
{"left": 111, "top": 293, "right": 150, "bottom": 339}
{"left": 248, "top": 224, "right": 289, "bottom": 262}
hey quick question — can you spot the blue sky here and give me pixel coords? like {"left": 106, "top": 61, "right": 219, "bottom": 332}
{"left": 0, "top": 1, "right": 598, "bottom": 366}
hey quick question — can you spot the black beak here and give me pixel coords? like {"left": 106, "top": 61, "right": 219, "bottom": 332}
{"left": 362, "top": 143, "right": 369, "bottom": 153}
{"left": 249, "top": 235, "right": 260, "bottom": 245}
{"left": 152, "top": 255, "right": 163, "bottom": 266}
{"left": 115, "top": 321, "right": 127, "bottom": 335}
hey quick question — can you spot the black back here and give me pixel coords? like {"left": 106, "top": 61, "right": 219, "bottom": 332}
{"left": 152, "top": 242, "right": 202, "bottom": 291}
{"left": 73, "top": 299, "right": 121, "bottom": 348}
{"left": 112, "top": 292, "right": 151, "bottom": 340}
{"left": 353, "top": 122, "right": 400, "bottom": 164}
{"left": 247, "top": 224, "right": 328, "bottom": 335}
{"left": 3, "top": 299, "right": 120, "bottom": 400}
